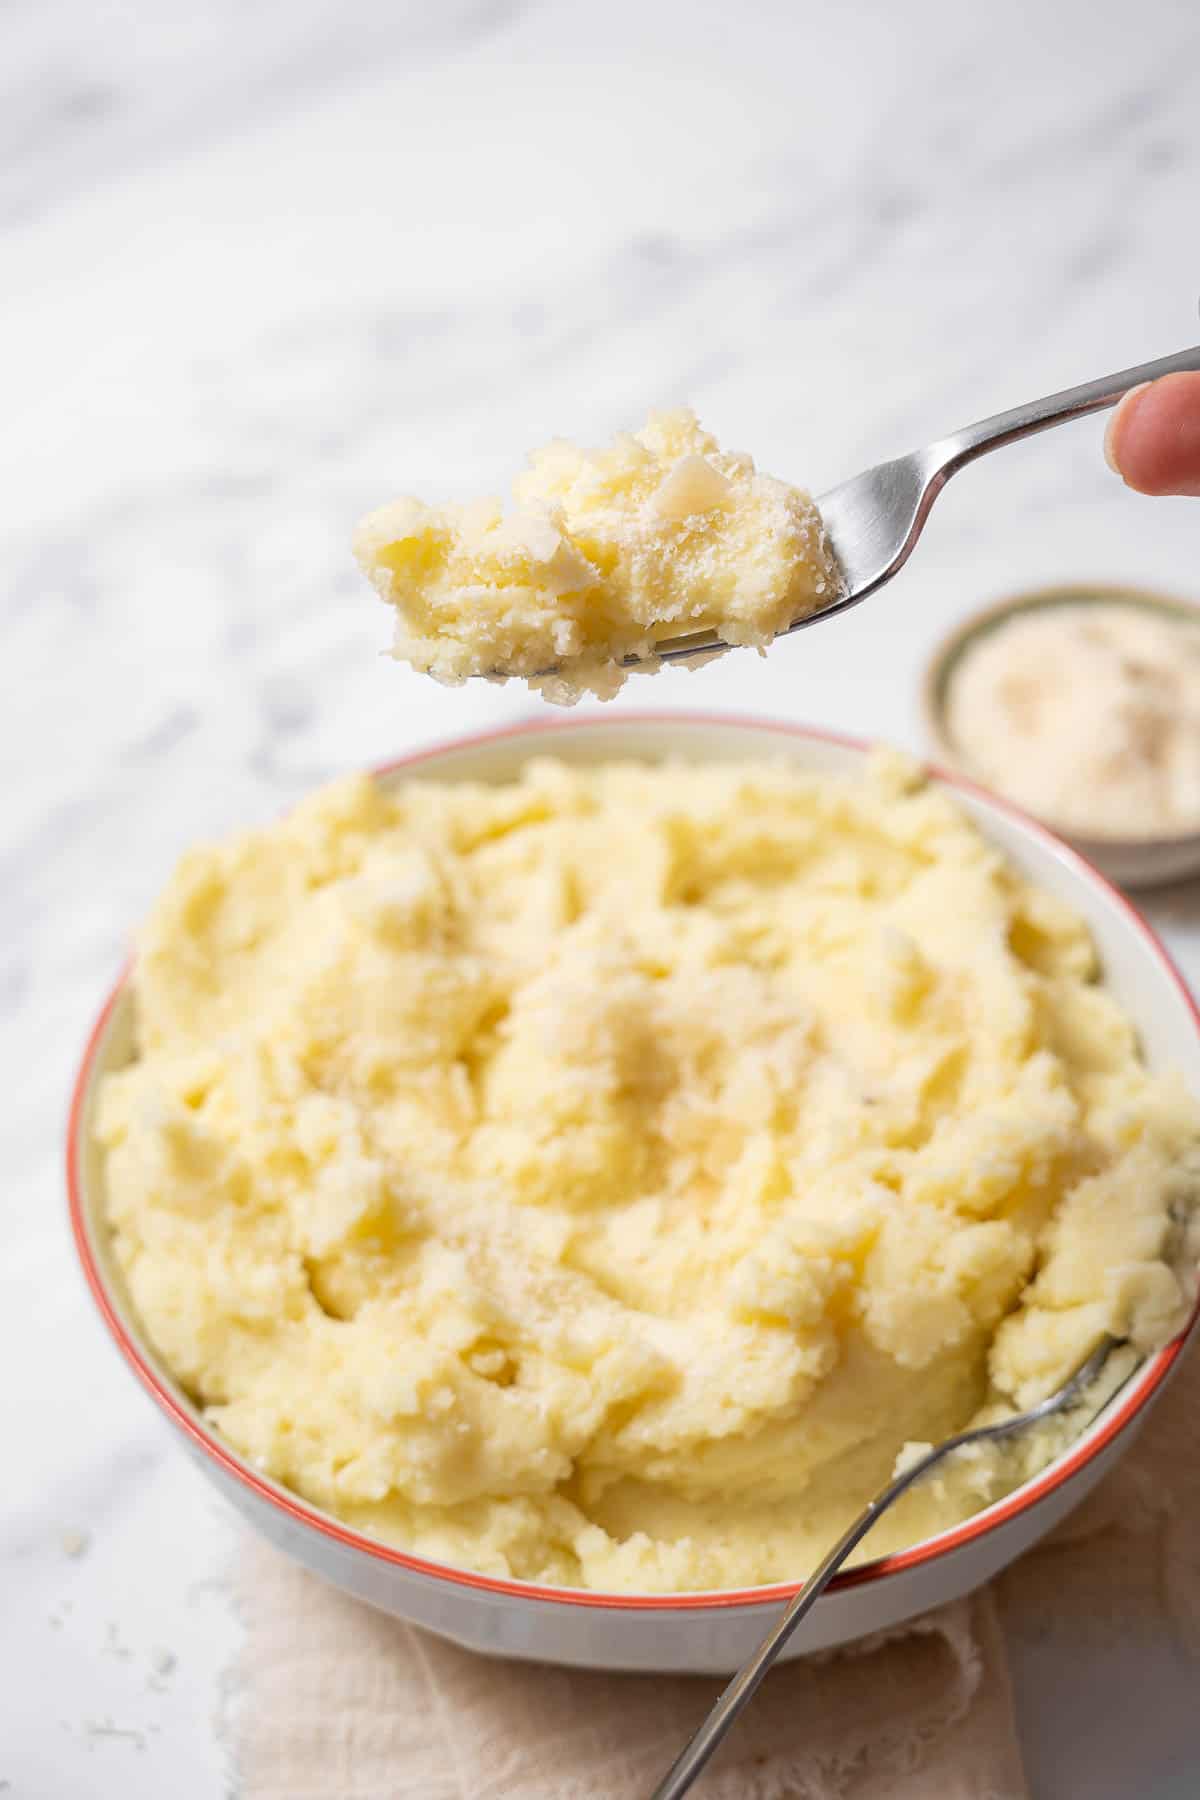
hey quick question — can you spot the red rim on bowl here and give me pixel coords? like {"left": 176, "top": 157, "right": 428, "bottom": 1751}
{"left": 67, "top": 713, "right": 1200, "bottom": 1612}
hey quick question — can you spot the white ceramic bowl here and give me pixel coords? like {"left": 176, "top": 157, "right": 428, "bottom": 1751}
{"left": 68, "top": 713, "right": 1200, "bottom": 1674}
{"left": 922, "top": 583, "right": 1200, "bottom": 889}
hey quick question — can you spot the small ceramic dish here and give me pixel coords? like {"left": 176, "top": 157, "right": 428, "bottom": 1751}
{"left": 923, "top": 582, "right": 1200, "bottom": 889}
{"left": 68, "top": 713, "right": 1200, "bottom": 1674}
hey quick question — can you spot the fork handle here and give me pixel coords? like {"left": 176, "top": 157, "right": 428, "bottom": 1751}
{"left": 934, "top": 341, "right": 1200, "bottom": 476}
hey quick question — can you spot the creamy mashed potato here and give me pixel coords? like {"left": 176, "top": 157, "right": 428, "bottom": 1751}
{"left": 353, "top": 409, "right": 842, "bottom": 703}
{"left": 96, "top": 754, "right": 1199, "bottom": 1591}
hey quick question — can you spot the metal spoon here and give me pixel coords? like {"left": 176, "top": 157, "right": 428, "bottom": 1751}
{"left": 648, "top": 341, "right": 1200, "bottom": 669}
{"left": 650, "top": 1332, "right": 1132, "bottom": 1800}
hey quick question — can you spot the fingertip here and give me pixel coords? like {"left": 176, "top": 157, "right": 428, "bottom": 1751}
{"left": 1106, "top": 371, "right": 1200, "bottom": 497}
{"left": 1103, "top": 384, "right": 1146, "bottom": 476}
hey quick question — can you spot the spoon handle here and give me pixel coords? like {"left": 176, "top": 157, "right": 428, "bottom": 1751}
{"left": 646, "top": 1494, "right": 888, "bottom": 1800}
{"left": 649, "top": 1334, "right": 1126, "bottom": 1800}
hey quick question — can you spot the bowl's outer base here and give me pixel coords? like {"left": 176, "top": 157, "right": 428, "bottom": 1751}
{"left": 202, "top": 1415, "right": 1145, "bottom": 1674}
{"left": 1074, "top": 834, "right": 1200, "bottom": 891}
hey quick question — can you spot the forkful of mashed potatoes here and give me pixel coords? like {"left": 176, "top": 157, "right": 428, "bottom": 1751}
{"left": 354, "top": 343, "right": 1200, "bottom": 706}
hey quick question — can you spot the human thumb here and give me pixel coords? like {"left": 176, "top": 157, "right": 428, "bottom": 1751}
{"left": 1104, "top": 371, "right": 1200, "bottom": 497}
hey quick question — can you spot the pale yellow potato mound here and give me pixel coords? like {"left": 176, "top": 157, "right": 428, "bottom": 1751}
{"left": 352, "top": 409, "right": 842, "bottom": 703}
{"left": 96, "top": 755, "right": 1199, "bottom": 1592}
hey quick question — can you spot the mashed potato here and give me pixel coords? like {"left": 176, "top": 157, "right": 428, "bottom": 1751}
{"left": 353, "top": 409, "right": 842, "bottom": 704}
{"left": 95, "top": 754, "right": 1200, "bottom": 1591}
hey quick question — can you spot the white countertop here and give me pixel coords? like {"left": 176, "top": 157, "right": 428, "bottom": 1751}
{"left": 5, "top": 1, "right": 1200, "bottom": 1792}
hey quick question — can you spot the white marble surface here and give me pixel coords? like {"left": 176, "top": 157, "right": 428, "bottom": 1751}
{"left": 5, "top": 0, "right": 1200, "bottom": 1792}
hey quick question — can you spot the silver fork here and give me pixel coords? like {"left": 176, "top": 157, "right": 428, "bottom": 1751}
{"left": 649, "top": 1333, "right": 1133, "bottom": 1800}
{"left": 655, "top": 342, "right": 1200, "bottom": 666}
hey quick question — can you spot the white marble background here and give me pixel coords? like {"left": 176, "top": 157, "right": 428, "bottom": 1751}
{"left": 4, "top": 0, "right": 1200, "bottom": 1793}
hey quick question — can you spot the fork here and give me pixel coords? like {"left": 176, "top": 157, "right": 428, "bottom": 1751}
{"left": 649, "top": 1332, "right": 1132, "bottom": 1800}
{"left": 654, "top": 341, "right": 1200, "bottom": 666}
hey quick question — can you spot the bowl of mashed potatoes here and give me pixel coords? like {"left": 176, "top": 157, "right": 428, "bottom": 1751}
{"left": 68, "top": 714, "right": 1200, "bottom": 1674}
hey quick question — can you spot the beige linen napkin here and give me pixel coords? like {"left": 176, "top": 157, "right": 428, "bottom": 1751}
{"left": 233, "top": 1354, "right": 1198, "bottom": 1799}
{"left": 235, "top": 1550, "right": 1020, "bottom": 1800}
{"left": 995, "top": 1354, "right": 1200, "bottom": 1660}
